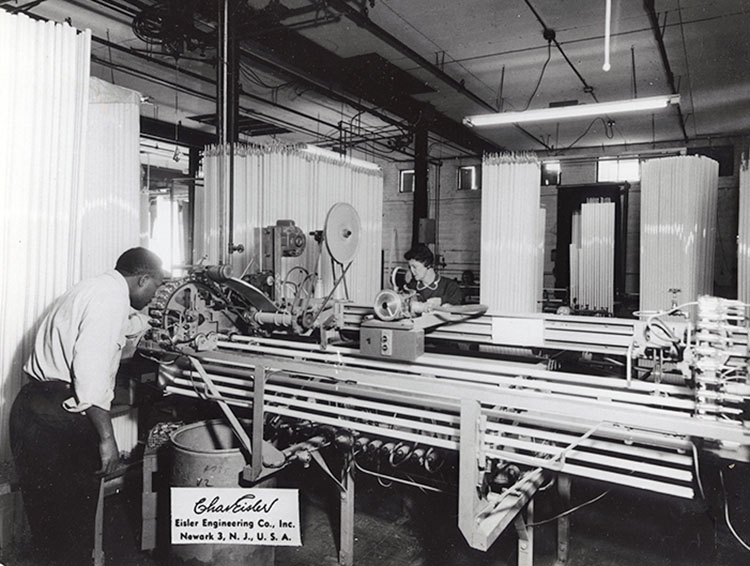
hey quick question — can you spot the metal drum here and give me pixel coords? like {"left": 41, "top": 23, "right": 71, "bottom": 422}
{"left": 169, "top": 419, "right": 276, "bottom": 565}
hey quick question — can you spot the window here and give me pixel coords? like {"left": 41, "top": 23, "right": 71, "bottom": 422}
{"left": 597, "top": 157, "right": 640, "bottom": 182}
{"left": 399, "top": 169, "right": 415, "bottom": 193}
{"left": 141, "top": 138, "right": 193, "bottom": 274}
{"left": 457, "top": 165, "right": 480, "bottom": 190}
{"left": 541, "top": 161, "right": 561, "bottom": 186}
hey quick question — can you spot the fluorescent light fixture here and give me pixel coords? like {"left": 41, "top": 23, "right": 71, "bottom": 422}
{"left": 463, "top": 94, "right": 680, "bottom": 127}
{"left": 302, "top": 144, "right": 381, "bottom": 171}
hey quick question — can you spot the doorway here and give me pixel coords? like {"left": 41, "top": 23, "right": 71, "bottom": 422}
{"left": 554, "top": 182, "right": 629, "bottom": 312}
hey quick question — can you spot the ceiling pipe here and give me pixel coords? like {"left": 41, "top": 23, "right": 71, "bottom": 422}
{"left": 89, "top": 36, "right": 398, "bottom": 148}
{"left": 238, "top": 37, "right": 502, "bottom": 154}
{"left": 83, "top": 0, "right": 139, "bottom": 21}
{"left": 324, "top": 0, "right": 496, "bottom": 113}
{"left": 217, "top": 0, "right": 243, "bottom": 261}
{"left": 88, "top": 0, "right": 506, "bottom": 153}
{"left": 22, "top": 1, "right": 419, "bottom": 162}
{"left": 32, "top": 0, "right": 500, "bottom": 155}
{"left": 642, "top": 0, "right": 689, "bottom": 143}
{"left": 237, "top": 42, "right": 406, "bottom": 132}
{"left": 129, "top": 0, "right": 499, "bottom": 154}
{"left": 56, "top": 0, "right": 415, "bottom": 148}
{"left": 89, "top": 53, "right": 407, "bottom": 161}
{"left": 324, "top": 0, "right": 550, "bottom": 150}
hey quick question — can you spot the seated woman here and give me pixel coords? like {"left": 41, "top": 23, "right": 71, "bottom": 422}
{"left": 404, "top": 244, "right": 462, "bottom": 306}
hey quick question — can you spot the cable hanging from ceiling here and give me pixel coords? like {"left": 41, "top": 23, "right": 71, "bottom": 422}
{"left": 522, "top": 0, "right": 598, "bottom": 102}
{"left": 564, "top": 117, "right": 615, "bottom": 150}
{"left": 238, "top": 60, "right": 295, "bottom": 92}
{"left": 521, "top": 39, "right": 552, "bottom": 112}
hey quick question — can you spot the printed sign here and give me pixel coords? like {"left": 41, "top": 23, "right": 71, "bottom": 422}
{"left": 171, "top": 487, "right": 301, "bottom": 545}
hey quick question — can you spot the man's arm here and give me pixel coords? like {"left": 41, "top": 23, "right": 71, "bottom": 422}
{"left": 86, "top": 405, "right": 120, "bottom": 475}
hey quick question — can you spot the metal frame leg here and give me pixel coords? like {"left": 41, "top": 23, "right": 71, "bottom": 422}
{"left": 554, "top": 474, "right": 571, "bottom": 566}
{"left": 514, "top": 498, "right": 534, "bottom": 566}
{"left": 339, "top": 463, "right": 355, "bottom": 566}
{"left": 93, "top": 477, "right": 105, "bottom": 566}
{"left": 252, "top": 364, "right": 266, "bottom": 480}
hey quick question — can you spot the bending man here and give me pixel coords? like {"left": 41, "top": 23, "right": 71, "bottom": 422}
{"left": 10, "top": 247, "right": 163, "bottom": 565}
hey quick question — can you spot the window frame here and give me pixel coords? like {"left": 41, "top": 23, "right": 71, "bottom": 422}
{"left": 541, "top": 160, "right": 561, "bottom": 186}
{"left": 457, "top": 164, "right": 480, "bottom": 191}
{"left": 399, "top": 169, "right": 415, "bottom": 193}
{"left": 597, "top": 157, "right": 641, "bottom": 183}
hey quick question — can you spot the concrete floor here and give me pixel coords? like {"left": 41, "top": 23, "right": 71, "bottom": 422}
{"left": 2, "top": 464, "right": 748, "bottom": 566}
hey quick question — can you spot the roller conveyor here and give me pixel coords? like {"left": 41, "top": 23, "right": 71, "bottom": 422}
{"left": 160, "top": 332, "right": 747, "bottom": 501}
{"left": 141, "top": 266, "right": 750, "bottom": 564}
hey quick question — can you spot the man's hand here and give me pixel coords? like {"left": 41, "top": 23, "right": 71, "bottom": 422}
{"left": 87, "top": 405, "right": 121, "bottom": 476}
{"left": 97, "top": 436, "right": 121, "bottom": 476}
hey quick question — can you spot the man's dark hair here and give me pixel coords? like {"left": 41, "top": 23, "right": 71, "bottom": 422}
{"left": 404, "top": 244, "right": 434, "bottom": 267}
{"left": 115, "top": 247, "right": 163, "bottom": 276}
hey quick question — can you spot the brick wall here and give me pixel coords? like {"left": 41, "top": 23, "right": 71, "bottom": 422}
{"left": 381, "top": 159, "right": 482, "bottom": 285}
{"left": 380, "top": 140, "right": 747, "bottom": 301}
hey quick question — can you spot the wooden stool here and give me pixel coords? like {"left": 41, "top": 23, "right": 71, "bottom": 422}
{"left": 93, "top": 460, "right": 142, "bottom": 566}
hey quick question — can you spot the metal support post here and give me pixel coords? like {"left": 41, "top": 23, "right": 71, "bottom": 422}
{"left": 554, "top": 474, "right": 571, "bottom": 566}
{"left": 412, "top": 120, "right": 430, "bottom": 246}
{"left": 252, "top": 364, "right": 266, "bottom": 481}
{"left": 514, "top": 498, "right": 534, "bottom": 566}
{"left": 339, "top": 462, "right": 355, "bottom": 566}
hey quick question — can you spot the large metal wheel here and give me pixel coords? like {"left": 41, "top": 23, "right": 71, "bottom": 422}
{"left": 324, "top": 202, "right": 361, "bottom": 264}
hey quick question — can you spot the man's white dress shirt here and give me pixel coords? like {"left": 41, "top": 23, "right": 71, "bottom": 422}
{"left": 23, "top": 270, "right": 132, "bottom": 412}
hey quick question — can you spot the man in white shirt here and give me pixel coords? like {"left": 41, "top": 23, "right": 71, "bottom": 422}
{"left": 10, "top": 247, "right": 163, "bottom": 565}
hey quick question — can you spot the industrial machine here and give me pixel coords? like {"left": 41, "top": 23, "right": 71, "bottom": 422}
{"left": 139, "top": 203, "right": 750, "bottom": 565}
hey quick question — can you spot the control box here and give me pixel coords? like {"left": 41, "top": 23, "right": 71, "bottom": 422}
{"left": 360, "top": 320, "right": 424, "bottom": 361}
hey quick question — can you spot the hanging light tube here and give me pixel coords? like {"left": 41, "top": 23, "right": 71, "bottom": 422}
{"left": 603, "top": 0, "right": 612, "bottom": 71}
{"left": 464, "top": 94, "right": 680, "bottom": 127}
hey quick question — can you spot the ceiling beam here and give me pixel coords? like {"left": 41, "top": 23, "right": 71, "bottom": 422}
{"left": 141, "top": 116, "right": 215, "bottom": 147}
{"left": 239, "top": 17, "right": 502, "bottom": 154}
{"left": 642, "top": 0, "right": 689, "bottom": 143}
{"left": 323, "top": 0, "right": 553, "bottom": 150}
{"left": 325, "top": 0, "right": 498, "bottom": 113}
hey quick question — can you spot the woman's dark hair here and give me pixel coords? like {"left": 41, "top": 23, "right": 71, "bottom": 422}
{"left": 115, "top": 247, "right": 163, "bottom": 276}
{"left": 404, "top": 244, "right": 434, "bottom": 267}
